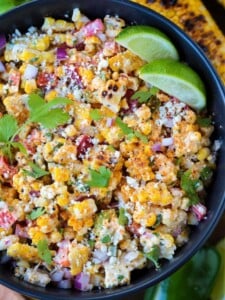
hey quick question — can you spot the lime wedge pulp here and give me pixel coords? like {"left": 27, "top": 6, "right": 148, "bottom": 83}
{"left": 116, "top": 25, "right": 179, "bottom": 62}
{"left": 139, "top": 58, "right": 206, "bottom": 110}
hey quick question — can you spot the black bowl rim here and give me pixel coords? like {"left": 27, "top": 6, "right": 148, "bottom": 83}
{"left": 0, "top": 0, "right": 225, "bottom": 299}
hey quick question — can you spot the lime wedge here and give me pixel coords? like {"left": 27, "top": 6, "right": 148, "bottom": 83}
{"left": 139, "top": 58, "right": 206, "bottom": 110}
{"left": 116, "top": 25, "right": 179, "bottom": 62}
{"left": 211, "top": 238, "right": 225, "bottom": 300}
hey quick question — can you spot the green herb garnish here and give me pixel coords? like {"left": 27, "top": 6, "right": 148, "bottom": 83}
{"left": 181, "top": 170, "right": 201, "bottom": 205}
{"left": 101, "top": 235, "right": 111, "bottom": 244}
{"left": 200, "top": 166, "right": 213, "bottom": 182}
{"left": 145, "top": 245, "right": 160, "bottom": 269}
{"left": 131, "top": 87, "right": 159, "bottom": 103}
{"left": 117, "top": 275, "right": 125, "bottom": 281}
{"left": 90, "top": 109, "right": 102, "bottom": 121}
{"left": 28, "top": 207, "right": 46, "bottom": 220}
{"left": 37, "top": 239, "right": 52, "bottom": 265}
{"left": 116, "top": 117, "right": 148, "bottom": 143}
{"left": 87, "top": 166, "right": 111, "bottom": 188}
{"left": 0, "top": 94, "right": 72, "bottom": 160}
{"left": 23, "top": 162, "right": 49, "bottom": 179}
{"left": 197, "top": 117, "right": 211, "bottom": 127}
{"left": 118, "top": 208, "right": 128, "bottom": 226}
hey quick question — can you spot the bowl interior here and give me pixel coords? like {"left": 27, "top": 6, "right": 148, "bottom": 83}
{"left": 0, "top": 0, "right": 225, "bottom": 299}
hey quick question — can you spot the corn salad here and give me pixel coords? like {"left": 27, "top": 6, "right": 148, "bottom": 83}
{"left": 0, "top": 9, "right": 216, "bottom": 290}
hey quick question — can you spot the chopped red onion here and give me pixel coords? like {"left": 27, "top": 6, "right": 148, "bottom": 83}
{"left": 23, "top": 64, "right": 38, "bottom": 80}
{"left": 50, "top": 270, "right": 64, "bottom": 282}
{"left": 161, "top": 137, "right": 174, "bottom": 146}
{"left": 191, "top": 203, "right": 207, "bottom": 221}
{"left": 15, "top": 224, "right": 29, "bottom": 238}
{"left": 63, "top": 268, "right": 73, "bottom": 279}
{"left": 152, "top": 142, "right": 162, "bottom": 152}
{"left": 0, "top": 34, "right": 6, "bottom": 49}
{"left": 164, "top": 118, "right": 173, "bottom": 128}
{"left": 0, "top": 61, "right": 5, "bottom": 72}
{"left": 74, "top": 272, "right": 91, "bottom": 291}
{"left": 56, "top": 47, "right": 67, "bottom": 60}
{"left": 106, "top": 118, "right": 114, "bottom": 127}
{"left": 57, "top": 279, "right": 72, "bottom": 289}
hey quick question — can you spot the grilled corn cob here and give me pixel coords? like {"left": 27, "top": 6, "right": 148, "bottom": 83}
{"left": 132, "top": 0, "right": 225, "bottom": 84}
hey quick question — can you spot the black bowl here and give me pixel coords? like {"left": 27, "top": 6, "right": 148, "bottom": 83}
{"left": 0, "top": 0, "right": 225, "bottom": 299}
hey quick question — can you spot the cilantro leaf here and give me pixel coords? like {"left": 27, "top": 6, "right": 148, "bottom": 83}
{"left": 145, "top": 245, "right": 160, "bottom": 269}
{"left": 101, "top": 235, "right": 111, "bottom": 243}
{"left": 116, "top": 117, "right": 133, "bottom": 135}
{"left": 132, "top": 87, "right": 159, "bottom": 103}
{"left": 90, "top": 109, "right": 102, "bottom": 121}
{"left": 0, "top": 114, "right": 18, "bottom": 143}
{"left": 118, "top": 208, "right": 128, "bottom": 226}
{"left": 23, "top": 162, "right": 49, "bottom": 179}
{"left": 87, "top": 166, "right": 111, "bottom": 188}
{"left": 116, "top": 117, "right": 148, "bottom": 143}
{"left": 181, "top": 170, "right": 201, "bottom": 205}
{"left": 28, "top": 207, "right": 46, "bottom": 220}
{"left": 11, "top": 142, "right": 27, "bottom": 155}
{"left": 200, "top": 166, "right": 213, "bottom": 182}
{"left": 37, "top": 239, "right": 52, "bottom": 264}
{"left": 197, "top": 117, "right": 211, "bottom": 127}
{"left": 28, "top": 94, "right": 72, "bottom": 129}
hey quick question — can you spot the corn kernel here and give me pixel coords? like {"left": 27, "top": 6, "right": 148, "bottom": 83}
{"left": 51, "top": 167, "right": 70, "bottom": 182}
{"left": 7, "top": 242, "right": 40, "bottom": 263}
{"left": 50, "top": 231, "right": 62, "bottom": 243}
{"left": 36, "top": 36, "right": 50, "bottom": 51}
{"left": 24, "top": 79, "right": 37, "bottom": 94}
{"left": 146, "top": 213, "right": 157, "bottom": 227}
{"left": 45, "top": 90, "right": 58, "bottom": 101}
{"left": 42, "top": 17, "right": 55, "bottom": 31}
{"left": 197, "top": 147, "right": 210, "bottom": 161}
{"left": 57, "top": 194, "right": 69, "bottom": 207}
{"left": 79, "top": 67, "right": 94, "bottom": 85}
{"left": 68, "top": 244, "right": 90, "bottom": 276}
{"left": 140, "top": 122, "right": 152, "bottom": 135}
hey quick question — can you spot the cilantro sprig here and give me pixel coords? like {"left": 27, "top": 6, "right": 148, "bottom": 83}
{"left": 145, "top": 245, "right": 160, "bottom": 269}
{"left": 116, "top": 117, "right": 148, "bottom": 143}
{"left": 87, "top": 166, "right": 111, "bottom": 188}
{"left": 131, "top": 87, "right": 159, "bottom": 103}
{"left": 181, "top": 170, "right": 201, "bottom": 205}
{"left": 37, "top": 239, "right": 52, "bottom": 265}
{"left": 0, "top": 94, "right": 72, "bottom": 160}
{"left": 28, "top": 207, "right": 46, "bottom": 220}
{"left": 90, "top": 109, "right": 102, "bottom": 121}
{"left": 23, "top": 162, "right": 49, "bottom": 179}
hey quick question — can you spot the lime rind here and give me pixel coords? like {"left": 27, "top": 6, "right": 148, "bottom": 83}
{"left": 139, "top": 59, "right": 206, "bottom": 110}
{"left": 116, "top": 25, "right": 179, "bottom": 62}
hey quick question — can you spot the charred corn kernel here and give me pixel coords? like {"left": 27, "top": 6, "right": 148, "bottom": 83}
{"left": 197, "top": 147, "right": 210, "bottom": 161}
{"left": 146, "top": 213, "right": 157, "bottom": 227}
{"left": 36, "top": 215, "right": 58, "bottom": 233}
{"left": 79, "top": 67, "right": 94, "bottom": 84}
{"left": 36, "top": 36, "right": 50, "bottom": 51}
{"left": 42, "top": 17, "right": 55, "bottom": 32}
{"left": 85, "top": 36, "right": 101, "bottom": 45}
{"left": 72, "top": 199, "right": 97, "bottom": 219}
{"left": 49, "top": 231, "right": 62, "bottom": 243}
{"left": 28, "top": 228, "right": 47, "bottom": 245}
{"left": 56, "top": 194, "right": 69, "bottom": 207}
{"left": 54, "top": 20, "right": 74, "bottom": 32}
{"left": 45, "top": 90, "right": 58, "bottom": 101}
{"left": 63, "top": 227, "right": 75, "bottom": 240}
{"left": 108, "top": 50, "right": 144, "bottom": 73}
{"left": 68, "top": 216, "right": 94, "bottom": 232}
{"left": 68, "top": 244, "right": 90, "bottom": 276}
{"left": 51, "top": 167, "right": 70, "bottom": 182}
{"left": 160, "top": 233, "right": 175, "bottom": 247}
{"left": 24, "top": 79, "right": 37, "bottom": 94}
{"left": 140, "top": 122, "right": 152, "bottom": 135}
{"left": 137, "top": 190, "right": 149, "bottom": 203}
{"left": 64, "top": 124, "right": 77, "bottom": 137}
{"left": 7, "top": 242, "right": 40, "bottom": 263}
